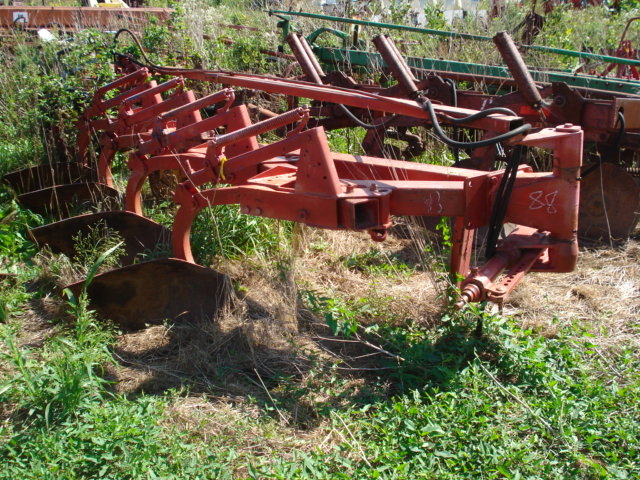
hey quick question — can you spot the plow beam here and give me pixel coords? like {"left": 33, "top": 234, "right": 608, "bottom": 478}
{"left": 136, "top": 88, "right": 237, "bottom": 156}
{"left": 125, "top": 107, "right": 309, "bottom": 215}
{"left": 96, "top": 84, "right": 218, "bottom": 186}
{"left": 86, "top": 68, "right": 154, "bottom": 118}
{"left": 155, "top": 88, "right": 235, "bottom": 127}
{"left": 77, "top": 68, "right": 155, "bottom": 164}
{"left": 119, "top": 77, "right": 185, "bottom": 116}
{"left": 115, "top": 55, "right": 525, "bottom": 134}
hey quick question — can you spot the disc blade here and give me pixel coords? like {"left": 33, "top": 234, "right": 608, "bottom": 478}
{"left": 30, "top": 211, "right": 171, "bottom": 265}
{"left": 3, "top": 163, "right": 94, "bottom": 195}
{"left": 17, "top": 183, "right": 120, "bottom": 218}
{"left": 579, "top": 163, "right": 640, "bottom": 240}
{"left": 65, "top": 258, "right": 232, "bottom": 330}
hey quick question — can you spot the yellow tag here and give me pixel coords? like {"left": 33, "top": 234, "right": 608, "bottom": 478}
{"left": 219, "top": 156, "right": 228, "bottom": 181}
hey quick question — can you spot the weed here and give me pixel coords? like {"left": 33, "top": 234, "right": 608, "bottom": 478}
{"left": 325, "top": 128, "right": 367, "bottom": 155}
{"left": 252, "top": 316, "right": 640, "bottom": 479}
{"left": 301, "top": 290, "right": 391, "bottom": 338}
{"left": 344, "top": 248, "right": 416, "bottom": 277}
{"left": 70, "top": 221, "right": 126, "bottom": 277}
{"left": 190, "top": 205, "right": 293, "bottom": 263}
{"left": 0, "top": 190, "right": 42, "bottom": 270}
{"left": 0, "top": 137, "right": 41, "bottom": 178}
{"left": 0, "top": 293, "right": 114, "bottom": 429}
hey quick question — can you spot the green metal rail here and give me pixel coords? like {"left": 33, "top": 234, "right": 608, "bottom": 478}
{"left": 314, "top": 47, "right": 640, "bottom": 96}
{"left": 269, "top": 9, "right": 640, "bottom": 69}
{"left": 270, "top": 9, "right": 640, "bottom": 96}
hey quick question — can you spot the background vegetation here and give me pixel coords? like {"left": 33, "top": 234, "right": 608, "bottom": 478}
{"left": 1, "top": 1, "right": 639, "bottom": 478}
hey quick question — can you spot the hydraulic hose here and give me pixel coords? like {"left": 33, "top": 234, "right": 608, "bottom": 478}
{"left": 420, "top": 98, "right": 531, "bottom": 149}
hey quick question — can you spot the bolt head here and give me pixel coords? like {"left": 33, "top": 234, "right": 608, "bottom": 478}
{"left": 556, "top": 123, "right": 580, "bottom": 133}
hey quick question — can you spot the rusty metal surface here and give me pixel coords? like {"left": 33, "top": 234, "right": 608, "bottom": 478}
{"left": 287, "top": 33, "right": 324, "bottom": 84}
{"left": 17, "top": 183, "right": 120, "bottom": 218}
{"left": 493, "top": 32, "right": 543, "bottom": 110}
{"left": 66, "top": 258, "right": 231, "bottom": 330}
{"left": 116, "top": 55, "right": 523, "bottom": 134}
{"left": 373, "top": 34, "right": 419, "bottom": 99}
{"left": 30, "top": 211, "right": 170, "bottom": 265}
{"left": 3, "top": 163, "right": 94, "bottom": 195}
{"left": 613, "top": 97, "right": 640, "bottom": 129}
{"left": 0, "top": 6, "right": 172, "bottom": 30}
{"left": 579, "top": 162, "right": 640, "bottom": 240}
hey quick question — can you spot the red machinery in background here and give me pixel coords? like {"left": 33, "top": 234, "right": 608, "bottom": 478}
{"left": 0, "top": 5, "right": 171, "bottom": 34}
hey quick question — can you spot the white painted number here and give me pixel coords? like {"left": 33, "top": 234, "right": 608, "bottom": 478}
{"left": 425, "top": 191, "right": 444, "bottom": 214}
{"left": 528, "top": 190, "right": 558, "bottom": 214}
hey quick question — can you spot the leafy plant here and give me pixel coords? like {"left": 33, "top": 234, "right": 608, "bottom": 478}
{"left": 0, "top": 190, "right": 42, "bottom": 268}
{"left": 0, "top": 295, "right": 114, "bottom": 429}
{"left": 301, "top": 290, "right": 387, "bottom": 338}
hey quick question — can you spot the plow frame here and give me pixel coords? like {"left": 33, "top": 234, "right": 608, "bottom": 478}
{"left": 164, "top": 120, "right": 582, "bottom": 305}
{"left": 79, "top": 61, "right": 585, "bottom": 306}
{"left": 3, "top": 55, "right": 589, "bottom": 325}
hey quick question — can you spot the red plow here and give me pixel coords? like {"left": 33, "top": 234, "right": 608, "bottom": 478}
{"left": 3, "top": 56, "right": 584, "bottom": 329}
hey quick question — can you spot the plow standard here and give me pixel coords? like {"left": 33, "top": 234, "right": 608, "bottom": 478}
{"left": 4, "top": 50, "right": 585, "bottom": 328}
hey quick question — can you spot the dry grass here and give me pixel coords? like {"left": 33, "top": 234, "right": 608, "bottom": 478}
{"left": 107, "top": 224, "right": 640, "bottom": 405}
{"left": 292, "top": 226, "right": 446, "bottom": 325}
{"left": 10, "top": 219, "right": 638, "bottom": 452}
{"left": 107, "top": 307, "right": 303, "bottom": 397}
{"left": 12, "top": 297, "right": 63, "bottom": 348}
{"left": 103, "top": 224, "right": 447, "bottom": 444}
{"left": 507, "top": 236, "right": 640, "bottom": 347}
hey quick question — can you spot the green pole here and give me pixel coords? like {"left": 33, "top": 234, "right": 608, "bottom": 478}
{"left": 269, "top": 9, "right": 640, "bottom": 69}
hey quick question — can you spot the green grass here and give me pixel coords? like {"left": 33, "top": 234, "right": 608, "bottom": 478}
{"left": 343, "top": 248, "right": 417, "bottom": 277}
{"left": 2, "top": 298, "right": 638, "bottom": 479}
{"left": 0, "top": 189, "right": 43, "bottom": 269}
{"left": 190, "top": 205, "right": 294, "bottom": 264}
{"left": 249, "top": 315, "right": 640, "bottom": 479}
